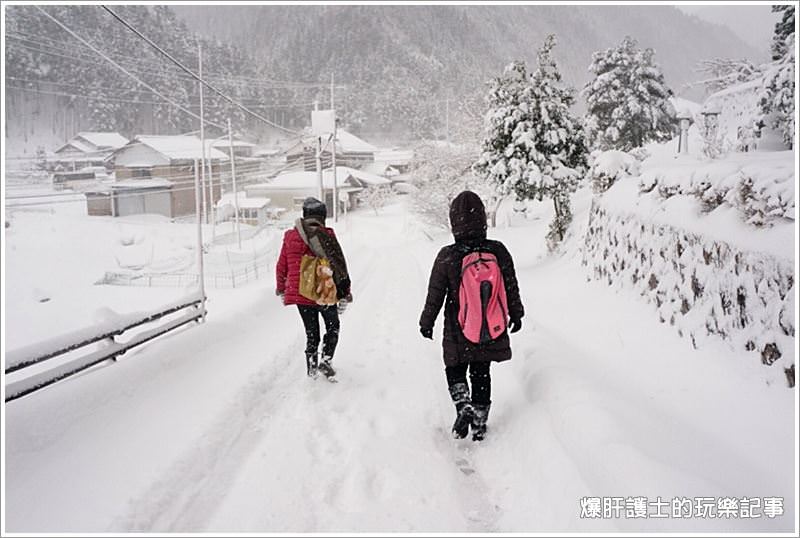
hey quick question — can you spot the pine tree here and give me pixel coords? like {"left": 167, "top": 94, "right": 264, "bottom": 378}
{"left": 584, "top": 36, "right": 676, "bottom": 151}
{"left": 771, "top": 5, "right": 795, "bottom": 61}
{"left": 475, "top": 34, "right": 588, "bottom": 251}
{"left": 759, "top": 30, "right": 795, "bottom": 149}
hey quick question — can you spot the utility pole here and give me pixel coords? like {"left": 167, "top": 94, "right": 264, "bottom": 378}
{"left": 228, "top": 117, "right": 241, "bottom": 249}
{"left": 206, "top": 156, "right": 216, "bottom": 241}
{"left": 199, "top": 41, "right": 208, "bottom": 224}
{"left": 194, "top": 159, "right": 206, "bottom": 321}
{"left": 314, "top": 100, "right": 323, "bottom": 202}
{"left": 331, "top": 72, "right": 338, "bottom": 223}
{"left": 445, "top": 94, "right": 450, "bottom": 145}
{"left": 330, "top": 72, "right": 335, "bottom": 109}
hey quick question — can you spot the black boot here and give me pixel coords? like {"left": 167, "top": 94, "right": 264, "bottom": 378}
{"left": 472, "top": 403, "right": 490, "bottom": 442}
{"left": 305, "top": 352, "right": 318, "bottom": 378}
{"left": 318, "top": 354, "right": 336, "bottom": 379}
{"left": 448, "top": 382, "right": 474, "bottom": 439}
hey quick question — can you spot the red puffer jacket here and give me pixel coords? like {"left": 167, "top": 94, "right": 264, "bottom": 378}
{"left": 275, "top": 226, "right": 338, "bottom": 306}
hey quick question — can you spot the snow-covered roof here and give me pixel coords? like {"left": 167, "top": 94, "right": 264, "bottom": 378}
{"left": 373, "top": 148, "right": 414, "bottom": 163}
{"left": 265, "top": 166, "right": 389, "bottom": 190}
{"left": 339, "top": 166, "right": 391, "bottom": 186}
{"left": 264, "top": 169, "right": 352, "bottom": 190}
{"left": 211, "top": 139, "right": 256, "bottom": 149}
{"left": 361, "top": 162, "right": 400, "bottom": 177}
{"left": 336, "top": 129, "right": 378, "bottom": 153}
{"left": 76, "top": 132, "right": 129, "bottom": 150}
{"left": 216, "top": 193, "right": 271, "bottom": 209}
{"left": 55, "top": 140, "right": 96, "bottom": 155}
{"left": 124, "top": 135, "right": 230, "bottom": 162}
{"left": 111, "top": 178, "right": 173, "bottom": 189}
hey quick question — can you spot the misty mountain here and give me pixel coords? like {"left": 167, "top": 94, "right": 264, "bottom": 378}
{"left": 173, "top": 4, "right": 764, "bottom": 137}
{"left": 5, "top": 4, "right": 766, "bottom": 154}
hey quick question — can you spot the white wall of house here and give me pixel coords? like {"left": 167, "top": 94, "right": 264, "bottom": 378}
{"left": 114, "top": 145, "right": 171, "bottom": 167}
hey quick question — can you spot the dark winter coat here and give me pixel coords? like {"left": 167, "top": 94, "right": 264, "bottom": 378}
{"left": 419, "top": 191, "right": 524, "bottom": 367}
{"left": 275, "top": 218, "right": 350, "bottom": 306}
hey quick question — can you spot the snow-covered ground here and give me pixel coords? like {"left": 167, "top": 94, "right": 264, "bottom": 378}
{"left": 3, "top": 195, "right": 795, "bottom": 532}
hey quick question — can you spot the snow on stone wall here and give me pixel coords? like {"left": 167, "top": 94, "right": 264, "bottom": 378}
{"left": 582, "top": 198, "right": 795, "bottom": 388}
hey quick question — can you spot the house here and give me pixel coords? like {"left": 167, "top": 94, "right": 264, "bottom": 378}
{"left": 246, "top": 166, "right": 390, "bottom": 217}
{"left": 210, "top": 138, "right": 255, "bottom": 158}
{"left": 100, "top": 135, "right": 229, "bottom": 218}
{"left": 373, "top": 148, "right": 414, "bottom": 174}
{"left": 361, "top": 161, "right": 401, "bottom": 179}
{"left": 285, "top": 129, "right": 378, "bottom": 171}
{"left": 215, "top": 192, "right": 272, "bottom": 227}
{"left": 54, "top": 132, "right": 129, "bottom": 171}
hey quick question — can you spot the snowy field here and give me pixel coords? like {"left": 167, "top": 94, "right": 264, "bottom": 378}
{"left": 3, "top": 194, "right": 795, "bottom": 532}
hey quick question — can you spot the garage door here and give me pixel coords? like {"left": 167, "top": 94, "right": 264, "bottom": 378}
{"left": 116, "top": 192, "right": 145, "bottom": 216}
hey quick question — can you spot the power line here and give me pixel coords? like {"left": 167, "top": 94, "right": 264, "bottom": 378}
{"left": 7, "top": 84, "right": 319, "bottom": 109}
{"left": 7, "top": 31, "right": 348, "bottom": 89}
{"left": 101, "top": 5, "right": 299, "bottom": 135}
{"left": 32, "top": 6, "right": 225, "bottom": 131}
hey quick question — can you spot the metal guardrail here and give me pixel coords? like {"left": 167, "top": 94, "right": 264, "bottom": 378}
{"left": 4, "top": 293, "right": 206, "bottom": 402}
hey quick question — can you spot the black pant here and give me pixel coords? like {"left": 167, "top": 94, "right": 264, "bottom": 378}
{"left": 297, "top": 305, "right": 340, "bottom": 359}
{"left": 445, "top": 361, "right": 491, "bottom": 406}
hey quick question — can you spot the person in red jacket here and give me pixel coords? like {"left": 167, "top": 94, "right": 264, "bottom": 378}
{"left": 276, "top": 197, "right": 352, "bottom": 379}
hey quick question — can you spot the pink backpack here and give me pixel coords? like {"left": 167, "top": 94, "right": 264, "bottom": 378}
{"left": 458, "top": 252, "right": 508, "bottom": 344}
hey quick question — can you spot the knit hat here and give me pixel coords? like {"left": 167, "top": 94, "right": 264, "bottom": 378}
{"left": 449, "top": 190, "right": 487, "bottom": 242}
{"left": 302, "top": 197, "right": 327, "bottom": 219}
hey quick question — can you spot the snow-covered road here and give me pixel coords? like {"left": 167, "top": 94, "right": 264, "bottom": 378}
{"left": 4, "top": 201, "right": 796, "bottom": 532}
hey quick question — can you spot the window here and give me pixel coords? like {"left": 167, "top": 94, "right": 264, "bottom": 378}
{"left": 131, "top": 168, "right": 151, "bottom": 178}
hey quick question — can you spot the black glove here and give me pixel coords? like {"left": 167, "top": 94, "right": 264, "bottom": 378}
{"left": 509, "top": 318, "right": 522, "bottom": 334}
{"left": 420, "top": 326, "right": 433, "bottom": 340}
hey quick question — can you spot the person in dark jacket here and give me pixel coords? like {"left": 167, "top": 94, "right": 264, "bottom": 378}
{"left": 276, "top": 197, "right": 352, "bottom": 379}
{"left": 419, "top": 191, "right": 524, "bottom": 441}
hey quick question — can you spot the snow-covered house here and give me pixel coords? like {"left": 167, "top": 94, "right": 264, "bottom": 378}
{"left": 53, "top": 132, "right": 129, "bottom": 171}
{"left": 285, "top": 129, "right": 379, "bottom": 171}
{"left": 210, "top": 138, "right": 255, "bottom": 158}
{"left": 103, "top": 135, "right": 229, "bottom": 218}
{"left": 215, "top": 192, "right": 273, "bottom": 226}
{"left": 246, "top": 166, "right": 390, "bottom": 216}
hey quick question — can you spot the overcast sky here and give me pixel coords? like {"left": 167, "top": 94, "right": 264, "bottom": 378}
{"left": 676, "top": 4, "right": 778, "bottom": 56}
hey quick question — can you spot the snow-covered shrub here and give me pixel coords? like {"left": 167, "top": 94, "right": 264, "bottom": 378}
{"left": 634, "top": 157, "right": 794, "bottom": 227}
{"left": 583, "top": 200, "right": 795, "bottom": 387}
{"left": 588, "top": 150, "right": 641, "bottom": 193}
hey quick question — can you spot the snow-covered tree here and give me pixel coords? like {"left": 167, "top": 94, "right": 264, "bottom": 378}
{"left": 475, "top": 35, "right": 588, "bottom": 251}
{"left": 584, "top": 36, "right": 677, "bottom": 151}
{"left": 771, "top": 5, "right": 795, "bottom": 61}
{"left": 694, "top": 58, "right": 762, "bottom": 94}
{"left": 409, "top": 141, "right": 495, "bottom": 230}
{"left": 357, "top": 184, "right": 392, "bottom": 215}
{"left": 759, "top": 15, "right": 795, "bottom": 149}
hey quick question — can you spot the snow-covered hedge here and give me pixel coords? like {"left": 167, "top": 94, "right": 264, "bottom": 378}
{"left": 637, "top": 153, "right": 795, "bottom": 226}
{"left": 588, "top": 150, "right": 642, "bottom": 193}
{"left": 582, "top": 198, "right": 795, "bottom": 387}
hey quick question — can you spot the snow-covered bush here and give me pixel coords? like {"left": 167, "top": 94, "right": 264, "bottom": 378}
{"left": 475, "top": 34, "right": 588, "bottom": 251}
{"left": 588, "top": 150, "right": 641, "bottom": 193}
{"left": 635, "top": 157, "right": 794, "bottom": 226}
